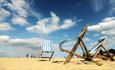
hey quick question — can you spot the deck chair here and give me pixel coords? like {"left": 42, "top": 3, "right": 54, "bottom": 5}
{"left": 40, "top": 40, "right": 54, "bottom": 61}
{"left": 59, "top": 24, "right": 92, "bottom": 64}
{"left": 88, "top": 38, "right": 114, "bottom": 61}
{"left": 59, "top": 24, "right": 114, "bottom": 64}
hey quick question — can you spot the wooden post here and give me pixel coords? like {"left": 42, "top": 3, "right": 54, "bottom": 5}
{"left": 92, "top": 46, "right": 101, "bottom": 58}
{"left": 64, "top": 38, "right": 80, "bottom": 64}
{"left": 101, "top": 45, "right": 114, "bottom": 61}
{"left": 63, "top": 24, "right": 89, "bottom": 64}
{"left": 49, "top": 51, "right": 54, "bottom": 61}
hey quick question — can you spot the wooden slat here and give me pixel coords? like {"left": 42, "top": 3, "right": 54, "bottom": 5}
{"left": 101, "top": 45, "right": 114, "bottom": 61}
{"left": 64, "top": 38, "right": 80, "bottom": 64}
{"left": 63, "top": 24, "right": 89, "bottom": 64}
{"left": 49, "top": 51, "right": 54, "bottom": 61}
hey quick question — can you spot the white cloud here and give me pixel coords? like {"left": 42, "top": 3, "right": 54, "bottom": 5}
{"left": 59, "top": 19, "right": 75, "bottom": 29}
{"left": 0, "top": 35, "right": 43, "bottom": 47}
{"left": 0, "top": 0, "right": 32, "bottom": 27}
{"left": 0, "top": 35, "right": 10, "bottom": 43}
{"left": 94, "top": 34, "right": 100, "bottom": 37}
{"left": 7, "top": 0, "right": 30, "bottom": 26}
{"left": 0, "top": 0, "right": 43, "bottom": 27}
{"left": 26, "top": 12, "right": 75, "bottom": 34}
{"left": 101, "top": 29, "right": 115, "bottom": 36}
{"left": 0, "top": 35, "right": 57, "bottom": 57}
{"left": 83, "top": 37, "right": 90, "bottom": 42}
{"left": 88, "top": 17, "right": 115, "bottom": 48}
{"left": 29, "top": 10, "right": 43, "bottom": 19}
{"left": 0, "top": 23, "right": 14, "bottom": 31}
{"left": 5, "top": 0, "right": 42, "bottom": 18}
{"left": 8, "top": 38, "right": 43, "bottom": 47}
{"left": 102, "top": 17, "right": 115, "bottom": 21}
{"left": 88, "top": 17, "right": 115, "bottom": 32}
{"left": 0, "top": 8, "right": 11, "bottom": 21}
{"left": 11, "top": 15, "right": 29, "bottom": 26}
{"left": 76, "top": 19, "right": 83, "bottom": 22}
{"left": 0, "top": 35, "right": 59, "bottom": 54}
{"left": 50, "top": 12, "right": 60, "bottom": 23}
{"left": 6, "top": 0, "right": 29, "bottom": 17}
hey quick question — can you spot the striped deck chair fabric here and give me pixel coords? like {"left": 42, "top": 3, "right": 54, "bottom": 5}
{"left": 89, "top": 38, "right": 105, "bottom": 56}
{"left": 40, "top": 40, "right": 54, "bottom": 61}
{"left": 89, "top": 43, "right": 101, "bottom": 56}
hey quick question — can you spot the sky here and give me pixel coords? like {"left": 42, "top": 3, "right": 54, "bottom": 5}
{"left": 0, "top": 0, "right": 115, "bottom": 57}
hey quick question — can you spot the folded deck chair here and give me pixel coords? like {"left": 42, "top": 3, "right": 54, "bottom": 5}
{"left": 89, "top": 38, "right": 105, "bottom": 56}
{"left": 40, "top": 40, "right": 54, "bottom": 61}
{"left": 59, "top": 24, "right": 92, "bottom": 64}
{"left": 88, "top": 38, "right": 114, "bottom": 61}
{"left": 59, "top": 24, "right": 114, "bottom": 64}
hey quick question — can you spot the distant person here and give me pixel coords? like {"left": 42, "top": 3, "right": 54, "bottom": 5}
{"left": 26, "top": 54, "right": 29, "bottom": 58}
{"left": 31, "top": 55, "right": 33, "bottom": 58}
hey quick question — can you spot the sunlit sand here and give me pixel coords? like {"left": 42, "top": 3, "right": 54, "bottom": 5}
{"left": 0, "top": 58, "right": 115, "bottom": 70}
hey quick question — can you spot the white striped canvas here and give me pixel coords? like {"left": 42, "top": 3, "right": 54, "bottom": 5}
{"left": 41, "top": 40, "right": 52, "bottom": 52}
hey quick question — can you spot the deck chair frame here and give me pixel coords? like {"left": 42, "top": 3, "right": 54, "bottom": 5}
{"left": 59, "top": 24, "right": 92, "bottom": 64}
{"left": 59, "top": 24, "right": 114, "bottom": 64}
{"left": 88, "top": 38, "right": 114, "bottom": 61}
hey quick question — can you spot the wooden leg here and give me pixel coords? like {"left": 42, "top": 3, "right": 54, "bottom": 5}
{"left": 40, "top": 52, "right": 43, "bottom": 58}
{"left": 49, "top": 51, "right": 54, "bottom": 61}
{"left": 80, "top": 39, "right": 92, "bottom": 61}
{"left": 79, "top": 42, "right": 86, "bottom": 55}
{"left": 64, "top": 39, "right": 80, "bottom": 64}
{"left": 61, "top": 49, "right": 82, "bottom": 58}
{"left": 101, "top": 45, "right": 114, "bottom": 61}
{"left": 92, "top": 47, "right": 101, "bottom": 58}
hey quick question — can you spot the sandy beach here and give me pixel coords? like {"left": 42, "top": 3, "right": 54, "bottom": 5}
{"left": 0, "top": 58, "right": 115, "bottom": 70}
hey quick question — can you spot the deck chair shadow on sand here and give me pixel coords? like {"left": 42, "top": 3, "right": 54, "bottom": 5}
{"left": 59, "top": 24, "right": 114, "bottom": 64}
{"left": 40, "top": 40, "right": 54, "bottom": 61}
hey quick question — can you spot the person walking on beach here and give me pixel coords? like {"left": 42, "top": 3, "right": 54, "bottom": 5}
{"left": 26, "top": 54, "right": 29, "bottom": 58}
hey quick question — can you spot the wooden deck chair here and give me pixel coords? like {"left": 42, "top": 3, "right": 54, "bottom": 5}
{"left": 59, "top": 24, "right": 92, "bottom": 64}
{"left": 59, "top": 24, "right": 114, "bottom": 64}
{"left": 40, "top": 40, "right": 54, "bottom": 61}
{"left": 88, "top": 38, "right": 114, "bottom": 61}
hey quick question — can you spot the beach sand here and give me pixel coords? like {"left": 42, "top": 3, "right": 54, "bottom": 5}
{"left": 0, "top": 58, "right": 115, "bottom": 70}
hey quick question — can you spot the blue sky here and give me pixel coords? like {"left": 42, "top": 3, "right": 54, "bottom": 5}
{"left": 0, "top": 0, "right": 115, "bottom": 57}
